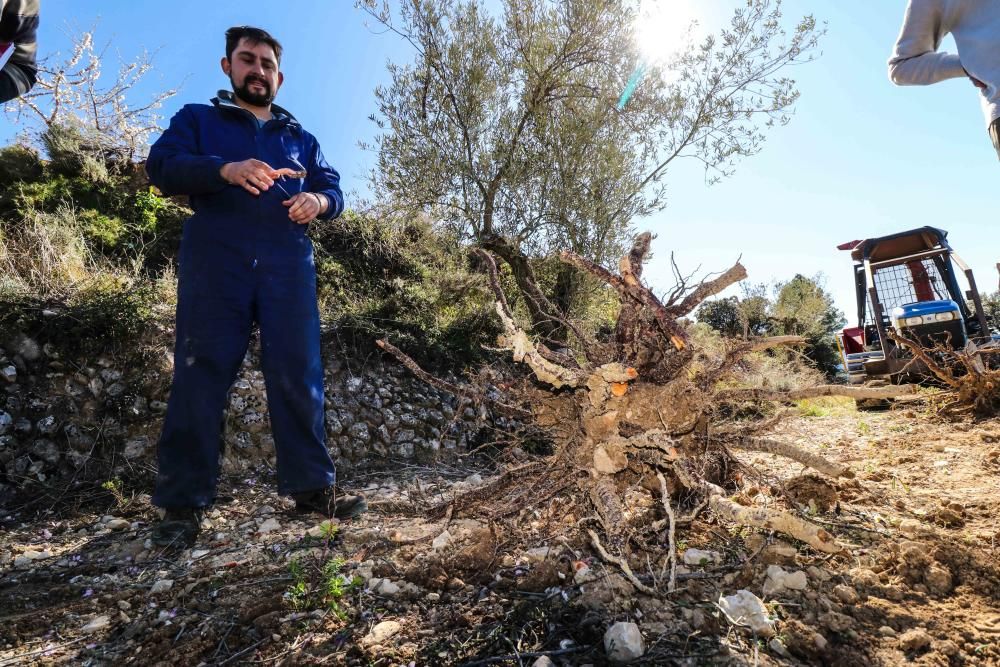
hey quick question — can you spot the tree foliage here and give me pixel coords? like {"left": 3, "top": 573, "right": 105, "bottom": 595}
{"left": 697, "top": 274, "right": 845, "bottom": 379}
{"left": 360, "top": 0, "right": 823, "bottom": 334}
{"left": 981, "top": 290, "right": 1000, "bottom": 332}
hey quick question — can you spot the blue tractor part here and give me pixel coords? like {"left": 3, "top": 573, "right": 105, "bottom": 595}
{"left": 891, "top": 300, "right": 966, "bottom": 349}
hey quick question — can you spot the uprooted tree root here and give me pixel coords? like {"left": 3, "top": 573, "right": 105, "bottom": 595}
{"left": 888, "top": 329, "right": 1000, "bottom": 417}
{"left": 377, "top": 232, "right": 911, "bottom": 594}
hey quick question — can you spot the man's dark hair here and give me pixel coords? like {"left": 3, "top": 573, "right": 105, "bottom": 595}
{"left": 225, "top": 26, "right": 283, "bottom": 64}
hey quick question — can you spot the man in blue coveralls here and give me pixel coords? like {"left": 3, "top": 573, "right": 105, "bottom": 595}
{"left": 147, "top": 26, "right": 366, "bottom": 546}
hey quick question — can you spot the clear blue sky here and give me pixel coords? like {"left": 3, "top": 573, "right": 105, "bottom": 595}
{"left": 3, "top": 1, "right": 996, "bottom": 324}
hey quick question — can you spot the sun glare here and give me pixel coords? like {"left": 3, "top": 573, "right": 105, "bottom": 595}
{"left": 635, "top": 0, "right": 700, "bottom": 66}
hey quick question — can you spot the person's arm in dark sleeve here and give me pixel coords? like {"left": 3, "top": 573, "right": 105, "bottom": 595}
{"left": 146, "top": 106, "right": 230, "bottom": 196}
{"left": 305, "top": 136, "right": 344, "bottom": 220}
{"left": 0, "top": 0, "right": 40, "bottom": 103}
{"left": 888, "top": 0, "right": 965, "bottom": 85}
{"left": 0, "top": 59, "right": 35, "bottom": 102}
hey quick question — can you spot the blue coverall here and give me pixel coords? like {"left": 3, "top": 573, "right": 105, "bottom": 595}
{"left": 147, "top": 91, "right": 344, "bottom": 509}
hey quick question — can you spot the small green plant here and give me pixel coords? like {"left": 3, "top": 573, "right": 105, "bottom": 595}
{"left": 284, "top": 556, "right": 360, "bottom": 618}
{"left": 889, "top": 474, "right": 910, "bottom": 494}
{"left": 857, "top": 420, "right": 871, "bottom": 435}
{"left": 319, "top": 520, "right": 339, "bottom": 541}
{"left": 101, "top": 477, "right": 127, "bottom": 508}
{"left": 287, "top": 558, "right": 309, "bottom": 610}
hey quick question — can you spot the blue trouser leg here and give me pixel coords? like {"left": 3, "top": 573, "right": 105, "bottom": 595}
{"left": 256, "top": 245, "right": 335, "bottom": 495}
{"left": 152, "top": 247, "right": 253, "bottom": 509}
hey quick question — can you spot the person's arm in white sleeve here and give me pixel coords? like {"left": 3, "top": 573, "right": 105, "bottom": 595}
{"left": 888, "top": 0, "right": 966, "bottom": 85}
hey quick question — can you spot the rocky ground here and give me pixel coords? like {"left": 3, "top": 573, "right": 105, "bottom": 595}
{"left": 1, "top": 399, "right": 999, "bottom": 666}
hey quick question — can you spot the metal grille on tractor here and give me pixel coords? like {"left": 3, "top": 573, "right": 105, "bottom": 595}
{"left": 870, "top": 259, "right": 949, "bottom": 321}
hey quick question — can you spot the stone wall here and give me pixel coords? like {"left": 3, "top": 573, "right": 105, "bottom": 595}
{"left": 0, "top": 332, "right": 489, "bottom": 498}
{"left": 219, "top": 346, "right": 482, "bottom": 473}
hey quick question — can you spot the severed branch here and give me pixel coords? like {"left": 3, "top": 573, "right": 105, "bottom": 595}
{"left": 729, "top": 437, "right": 853, "bottom": 478}
{"left": 376, "top": 338, "right": 532, "bottom": 419}
{"left": 560, "top": 250, "right": 689, "bottom": 350}
{"left": 665, "top": 263, "right": 749, "bottom": 318}
{"left": 495, "top": 305, "right": 587, "bottom": 389}
{"left": 709, "top": 495, "right": 844, "bottom": 554}
{"left": 619, "top": 231, "right": 652, "bottom": 288}
{"left": 715, "top": 384, "right": 921, "bottom": 403}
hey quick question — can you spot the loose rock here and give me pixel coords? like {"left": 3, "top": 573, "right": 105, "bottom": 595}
{"left": 362, "top": 620, "right": 402, "bottom": 647}
{"left": 899, "top": 627, "right": 932, "bottom": 652}
{"left": 832, "top": 584, "right": 859, "bottom": 604}
{"left": 682, "top": 548, "right": 719, "bottom": 566}
{"left": 150, "top": 579, "right": 174, "bottom": 594}
{"left": 81, "top": 615, "right": 111, "bottom": 634}
{"left": 718, "top": 590, "right": 775, "bottom": 637}
{"left": 763, "top": 565, "right": 808, "bottom": 597}
{"left": 924, "top": 565, "right": 953, "bottom": 596}
{"left": 820, "top": 611, "right": 854, "bottom": 633}
{"left": 257, "top": 517, "right": 281, "bottom": 534}
{"left": 604, "top": 621, "right": 645, "bottom": 663}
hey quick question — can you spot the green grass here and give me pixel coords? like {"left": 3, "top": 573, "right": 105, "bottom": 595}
{"left": 795, "top": 396, "right": 855, "bottom": 418}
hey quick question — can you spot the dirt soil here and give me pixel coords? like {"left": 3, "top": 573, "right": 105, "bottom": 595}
{"left": 1, "top": 401, "right": 1000, "bottom": 666}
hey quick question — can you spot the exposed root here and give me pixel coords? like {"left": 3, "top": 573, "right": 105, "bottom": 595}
{"left": 587, "top": 529, "right": 658, "bottom": 596}
{"left": 709, "top": 494, "right": 844, "bottom": 554}
{"left": 656, "top": 472, "right": 678, "bottom": 592}
{"left": 380, "top": 231, "right": 860, "bottom": 603}
{"left": 588, "top": 475, "right": 626, "bottom": 540}
{"left": 560, "top": 249, "right": 695, "bottom": 351}
{"left": 475, "top": 247, "right": 603, "bottom": 365}
{"left": 729, "top": 437, "right": 853, "bottom": 478}
{"left": 888, "top": 331, "right": 1000, "bottom": 416}
{"left": 887, "top": 330, "right": 961, "bottom": 389}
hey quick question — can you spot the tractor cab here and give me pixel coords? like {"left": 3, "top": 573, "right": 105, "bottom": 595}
{"left": 837, "top": 227, "right": 989, "bottom": 384}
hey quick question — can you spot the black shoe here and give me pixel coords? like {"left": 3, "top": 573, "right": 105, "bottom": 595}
{"left": 292, "top": 486, "right": 368, "bottom": 519}
{"left": 151, "top": 508, "right": 203, "bottom": 547}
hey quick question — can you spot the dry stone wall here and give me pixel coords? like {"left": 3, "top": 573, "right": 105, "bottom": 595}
{"left": 0, "top": 333, "right": 491, "bottom": 499}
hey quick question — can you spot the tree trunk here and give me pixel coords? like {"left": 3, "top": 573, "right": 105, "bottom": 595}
{"left": 481, "top": 234, "right": 561, "bottom": 340}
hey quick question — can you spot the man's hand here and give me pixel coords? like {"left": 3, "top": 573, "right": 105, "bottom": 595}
{"left": 220, "top": 159, "right": 299, "bottom": 195}
{"left": 283, "top": 192, "right": 326, "bottom": 224}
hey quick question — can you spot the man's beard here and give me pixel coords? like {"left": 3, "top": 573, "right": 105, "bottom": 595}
{"left": 232, "top": 74, "right": 274, "bottom": 106}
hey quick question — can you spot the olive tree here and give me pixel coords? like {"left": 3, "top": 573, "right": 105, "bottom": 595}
{"left": 361, "top": 0, "right": 822, "bottom": 338}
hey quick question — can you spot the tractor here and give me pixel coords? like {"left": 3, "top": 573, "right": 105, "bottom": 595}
{"left": 837, "top": 226, "right": 990, "bottom": 385}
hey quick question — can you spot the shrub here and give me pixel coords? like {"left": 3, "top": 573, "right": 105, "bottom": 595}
{"left": 42, "top": 122, "right": 112, "bottom": 184}
{"left": 0, "top": 275, "right": 159, "bottom": 357}
{"left": 0, "top": 144, "right": 43, "bottom": 185}
{"left": 76, "top": 208, "right": 127, "bottom": 248}
{"left": 311, "top": 210, "right": 501, "bottom": 367}
{"left": 0, "top": 205, "right": 93, "bottom": 293}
